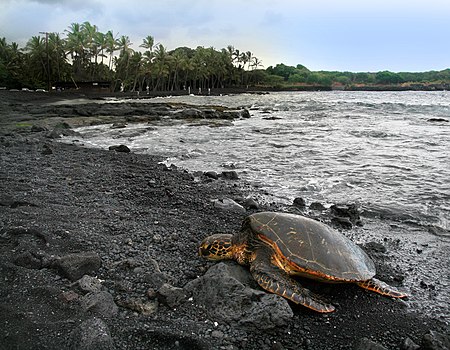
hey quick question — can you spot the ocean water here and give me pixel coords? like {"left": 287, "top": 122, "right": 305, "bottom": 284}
{"left": 63, "top": 91, "right": 450, "bottom": 320}
{"left": 70, "top": 91, "right": 450, "bottom": 234}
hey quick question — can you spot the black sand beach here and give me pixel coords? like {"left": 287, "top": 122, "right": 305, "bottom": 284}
{"left": 0, "top": 91, "right": 448, "bottom": 349}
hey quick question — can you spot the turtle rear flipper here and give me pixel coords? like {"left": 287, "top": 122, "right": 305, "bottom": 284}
{"left": 357, "top": 278, "right": 408, "bottom": 298}
{"left": 250, "top": 252, "right": 335, "bottom": 313}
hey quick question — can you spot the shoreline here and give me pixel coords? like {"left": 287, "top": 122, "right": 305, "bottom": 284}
{"left": 0, "top": 92, "right": 448, "bottom": 349}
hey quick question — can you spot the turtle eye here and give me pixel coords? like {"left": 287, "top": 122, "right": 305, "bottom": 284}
{"left": 199, "top": 244, "right": 211, "bottom": 256}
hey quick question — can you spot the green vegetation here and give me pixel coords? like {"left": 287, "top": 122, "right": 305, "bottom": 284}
{"left": 1, "top": 21, "right": 449, "bottom": 92}
{"left": 265, "top": 63, "right": 450, "bottom": 89}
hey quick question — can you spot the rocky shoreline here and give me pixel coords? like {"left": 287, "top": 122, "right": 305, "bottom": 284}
{"left": 0, "top": 91, "right": 448, "bottom": 349}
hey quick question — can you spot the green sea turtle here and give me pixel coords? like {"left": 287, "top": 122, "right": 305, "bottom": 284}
{"left": 199, "top": 211, "right": 407, "bottom": 313}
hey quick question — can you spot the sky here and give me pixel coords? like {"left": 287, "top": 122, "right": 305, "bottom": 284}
{"left": 1, "top": 0, "right": 449, "bottom": 72}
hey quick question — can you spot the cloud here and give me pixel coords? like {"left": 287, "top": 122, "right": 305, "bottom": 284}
{"left": 1, "top": 0, "right": 449, "bottom": 71}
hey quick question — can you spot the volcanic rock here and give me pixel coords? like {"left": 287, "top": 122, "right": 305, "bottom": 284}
{"left": 108, "top": 144, "right": 130, "bottom": 153}
{"left": 212, "top": 198, "right": 246, "bottom": 213}
{"left": 157, "top": 283, "right": 188, "bottom": 308}
{"left": 293, "top": 197, "right": 306, "bottom": 208}
{"left": 421, "top": 330, "right": 450, "bottom": 350}
{"left": 185, "top": 262, "right": 293, "bottom": 330}
{"left": 221, "top": 170, "right": 239, "bottom": 180}
{"left": 69, "top": 317, "right": 116, "bottom": 350}
{"left": 55, "top": 252, "right": 102, "bottom": 281}
{"left": 355, "top": 338, "right": 388, "bottom": 350}
{"left": 79, "top": 291, "right": 118, "bottom": 319}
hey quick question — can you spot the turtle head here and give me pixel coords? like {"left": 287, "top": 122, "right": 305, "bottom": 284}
{"left": 199, "top": 234, "right": 234, "bottom": 260}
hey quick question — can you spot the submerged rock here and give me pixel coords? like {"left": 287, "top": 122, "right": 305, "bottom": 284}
{"left": 427, "top": 118, "right": 448, "bottom": 123}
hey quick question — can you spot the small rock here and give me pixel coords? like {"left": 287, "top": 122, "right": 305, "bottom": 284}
{"left": 330, "top": 203, "right": 362, "bottom": 226}
{"left": 365, "top": 241, "right": 388, "bottom": 254}
{"left": 172, "top": 108, "right": 202, "bottom": 118}
{"left": 157, "top": 283, "right": 187, "bottom": 308}
{"left": 355, "top": 338, "right": 388, "bottom": 350}
{"left": 221, "top": 171, "right": 239, "bottom": 180}
{"left": 243, "top": 197, "right": 259, "bottom": 210}
{"left": 262, "top": 116, "right": 283, "bottom": 120}
{"left": 108, "top": 145, "right": 130, "bottom": 153}
{"left": 204, "top": 171, "right": 219, "bottom": 180}
{"left": 77, "top": 275, "right": 103, "bottom": 293}
{"left": 46, "top": 126, "right": 81, "bottom": 139}
{"left": 293, "top": 197, "right": 306, "bottom": 208}
{"left": 69, "top": 317, "right": 115, "bottom": 350}
{"left": 147, "top": 288, "right": 157, "bottom": 299}
{"left": 80, "top": 291, "right": 118, "bottom": 318}
{"left": 60, "top": 290, "right": 80, "bottom": 303}
{"left": 331, "top": 216, "right": 353, "bottom": 229}
{"left": 310, "top": 202, "right": 325, "bottom": 211}
{"left": 110, "top": 122, "right": 127, "bottom": 129}
{"left": 41, "top": 144, "right": 53, "bottom": 155}
{"left": 31, "top": 125, "right": 47, "bottom": 132}
{"left": 421, "top": 330, "right": 450, "bottom": 350}
{"left": 143, "top": 271, "right": 171, "bottom": 290}
{"left": 55, "top": 252, "right": 102, "bottom": 281}
{"left": 117, "top": 298, "right": 158, "bottom": 315}
{"left": 427, "top": 118, "right": 448, "bottom": 123}
{"left": 401, "top": 337, "right": 420, "bottom": 350}
{"left": 13, "top": 250, "right": 44, "bottom": 269}
{"left": 213, "top": 198, "right": 246, "bottom": 213}
{"left": 211, "top": 330, "right": 224, "bottom": 339}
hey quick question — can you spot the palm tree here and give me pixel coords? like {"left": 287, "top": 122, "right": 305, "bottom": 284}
{"left": 48, "top": 32, "right": 67, "bottom": 81}
{"left": 139, "top": 35, "right": 156, "bottom": 90}
{"left": 153, "top": 44, "right": 170, "bottom": 91}
{"left": 105, "top": 30, "right": 118, "bottom": 72}
{"left": 140, "top": 35, "right": 155, "bottom": 55}
{"left": 65, "top": 22, "right": 88, "bottom": 78}
{"left": 130, "top": 51, "right": 143, "bottom": 91}
{"left": 115, "top": 35, "right": 134, "bottom": 89}
{"left": 249, "top": 56, "right": 263, "bottom": 85}
{"left": 117, "top": 35, "right": 133, "bottom": 56}
{"left": 1, "top": 39, "right": 26, "bottom": 87}
{"left": 93, "top": 32, "right": 106, "bottom": 65}
{"left": 169, "top": 49, "right": 187, "bottom": 90}
{"left": 24, "top": 36, "right": 47, "bottom": 85}
{"left": 251, "top": 56, "right": 263, "bottom": 70}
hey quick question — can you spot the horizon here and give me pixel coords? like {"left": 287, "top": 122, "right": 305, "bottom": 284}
{"left": 1, "top": 0, "right": 449, "bottom": 73}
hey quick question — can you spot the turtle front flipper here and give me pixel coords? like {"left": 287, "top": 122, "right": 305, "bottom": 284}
{"left": 250, "top": 252, "right": 335, "bottom": 313}
{"left": 357, "top": 278, "right": 408, "bottom": 298}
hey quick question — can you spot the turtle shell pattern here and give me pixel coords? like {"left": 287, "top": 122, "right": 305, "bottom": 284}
{"left": 245, "top": 212, "right": 375, "bottom": 282}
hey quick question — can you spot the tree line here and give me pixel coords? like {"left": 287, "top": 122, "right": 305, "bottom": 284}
{"left": 1, "top": 21, "right": 448, "bottom": 91}
{"left": 265, "top": 63, "right": 450, "bottom": 88}
{"left": 0, "top": 21, "right": 263, "bottom": 92}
